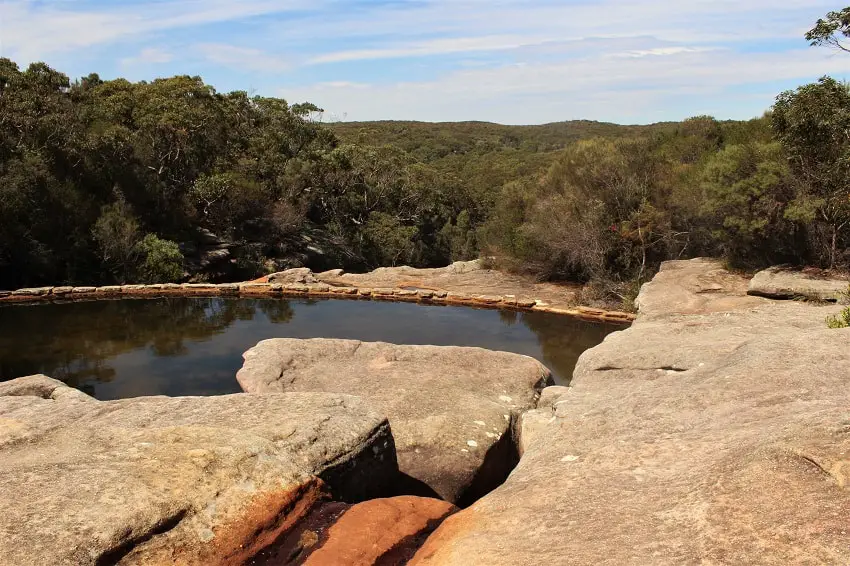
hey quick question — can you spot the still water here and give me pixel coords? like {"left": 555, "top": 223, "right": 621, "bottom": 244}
{"left": 0, "top": 298, "right": 622, "bottom": 400}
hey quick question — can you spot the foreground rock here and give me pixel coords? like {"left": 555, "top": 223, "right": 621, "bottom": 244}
{"left": 748, "top": 265, "right": 849, "bottom": 302}
{"left": 0, "top": 375, "right": 397, "bottom": 566}
{"left": 412, "top": 259, "right": 850, "bottom": 565}
{"left": 238, "top": 339, "right": 552, "bottom": 503}
{"left": 252, "top": 496, "right": 456, "bottom": 565}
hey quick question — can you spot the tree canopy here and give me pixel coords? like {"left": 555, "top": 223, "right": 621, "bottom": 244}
{"left": 2, "top": 5, "right": 850, "bottom": 302}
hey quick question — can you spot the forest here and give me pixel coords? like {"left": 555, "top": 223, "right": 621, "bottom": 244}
{"left": 1, "top": 8, "right": 849, "bottom": 302}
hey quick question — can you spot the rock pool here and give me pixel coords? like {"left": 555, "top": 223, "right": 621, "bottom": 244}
{"left": 0, "top": 297, "right": 620, "bottom": 399}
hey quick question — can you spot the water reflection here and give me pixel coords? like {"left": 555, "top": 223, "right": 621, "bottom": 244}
{"left": 0, "top": 298, "right": 621, "bottom": 400}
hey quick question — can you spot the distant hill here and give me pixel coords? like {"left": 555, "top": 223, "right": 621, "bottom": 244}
{"left": 327, "top": 120, "right": 675, "bottom": 162}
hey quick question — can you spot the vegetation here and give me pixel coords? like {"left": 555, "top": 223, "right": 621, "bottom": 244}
{"left": 826, "top": 306, "right": 850, "bottom": 329}
{"left": 1, "top": 8, "right": 848, "bottom": 300}
{"left": 0, "top": 62, "right": 475, "bottom": 288}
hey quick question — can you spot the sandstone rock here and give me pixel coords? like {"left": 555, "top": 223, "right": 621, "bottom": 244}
{"left": 199, "top": 247, "right": 231, "bottom": 269}
{"left": 255, "top": 497, "right": 456, "bottom": 565}
{"left": 237, "top": 339, "right": 552, "bottom": 504}
{"left": 634, "top": 257, "right": 765, "bottom": 318}
{"left": 96, "top": 285, "right": 123, "bottom": 294}
{"left": 239, "top": 283, "right": 273, "bottom": 295}
{"left": 412, "top": 259, "right": 850, "bottom": 565}
{"left": 285, "top": 284, "right": 310, "bottom": 293}
{"left": 515, "top": 385, "right": 570, "bottom": 456}
{"left": 329, "top": 286, "right": 358, "bottom": 295}
{"left": 316, "top": 269, "right": 345, "bottom": 278}
{"left": 0, "top": 375, "right": 397, "bottom": 566}
{"left": 11, "top": 287, "right": 51, "bottom": 296}
{"left": 749, "top": 266, "right": 849, "bottom": 302}
{"left": 218, "top": 283, "right": 240, "bottom": 295}
{"left": 305, "top": 497, "right": 456, "bottom": 566}
{"left": 268, "top": 268, "right": 318, "bottom": 285}
{"left": 312, "top": 260, "right": 579, "bottom": 312}
{"left": 72, "top": 286, "right": 96, "bottom": 294}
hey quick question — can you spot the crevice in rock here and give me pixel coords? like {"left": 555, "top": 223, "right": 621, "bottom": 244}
{"left": 247, "top": 500, "right": 348, "bottom": 565}
{"left": 316, "top": 421, "right": 399, "bottom": 503}
{"left": 95, "top": 508, "right": 188, "bottom": 566}
{"left": 790, "top": 451, "right": 846, "bottom": 488}
{"left": 455, "top": 420, "right": 519, "bottom": 508}
{"left": 595, "top": 365, "right": 688, "bottom": 373}
{"left": 247, "top": 498, "right": 458, "bottom": 566}
{"left": 244, "top": 416, "right": 523, "bottom": 564}
{"left": 373, "top": 514, "right": 457, "bottom": 566}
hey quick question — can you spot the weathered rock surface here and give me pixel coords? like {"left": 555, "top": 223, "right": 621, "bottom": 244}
{"left": 268, "top": 267, "right": 318, "bottom": 285}
{"left": 237, "top": 339, "right": 552, "bottom": 503}
{"left": 412, "top": 258, "right": 850, "bottom": 565}
{"left": 254, "top": 496, "right": 456, "bottom": 565}
{"left": 748, "top": 265, "right": 849, "bottom": 302}
{"left": 269, "top": 260, "right": 581, "bottom": 310}
{"left": 0, "top": 375, "right": 397, "bottom": 566}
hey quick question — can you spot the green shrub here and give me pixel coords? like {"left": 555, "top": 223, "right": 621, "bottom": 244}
{"left": 826, "top": 307, "right": 850, "bottom": 328}
{"left": 826, "top": 285, "right": 850, "bottom": 328}
{"left": 92, "top": 200, "right": 141, "bottom": 283}
{"left": 135, "top": 234, "right": 183, "bottom": 283}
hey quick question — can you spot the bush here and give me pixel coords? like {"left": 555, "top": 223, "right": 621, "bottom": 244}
{"left": 826, "top": 307, "right": 850, "bottom": 328}
{"left": 698, "top": 142, "right": 800, "bottom": 268}
{"left": 135, "top": 234, "right": 183, "bottom": 283}
{"left": 92, "top": 200, "right": 141, "bottom": 283}
{"left": 484, "top": 137, "right": 682, "bottom": 283}
{"left": 826, "top": 286, "right": 850, "bottom": 328}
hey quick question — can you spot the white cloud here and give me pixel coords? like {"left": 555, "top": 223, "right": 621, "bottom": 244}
{"left": 284, "top": 45, "right": 850, "bottom": 124}
{"left": 121, "top": 47, "right": 174, "bottom": 67}
{"left": 195, "top": 44, "right": 290, "bottom": 73}
{"left": 1, "top": 0, "right": 846, "bottom": 123}
{"left": 0, "top": 0, "right": 313, "bottom": 62}
{"left": 619, "top": 47, "right": 721, "bottom": 58}
{"left": 308, "top": 34, "right": 558, "bottom": 64}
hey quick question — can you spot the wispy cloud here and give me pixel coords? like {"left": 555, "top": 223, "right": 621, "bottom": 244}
{"left": 195, "top": 44, "right": 290, "bottom": 73}
{"left": 0, "top": 0, "right": 312, "bottom": 61}
{"left": 308, "top": 34, "right": 558, "bottom": 64}
{"left": 1, "top": 0, "right": 847, "bottom": 123}
{"left": 121, "top": 47, "right": 174, "bottom": 67}
{"left": 619, "top": 47, "right": 721, "bottom": 58}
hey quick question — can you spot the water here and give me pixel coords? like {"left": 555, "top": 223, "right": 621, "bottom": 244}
{"left": 0, "top": 298, "right": 622, "bottom": 400}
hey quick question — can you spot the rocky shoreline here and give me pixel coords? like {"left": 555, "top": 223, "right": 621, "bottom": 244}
{"left": 1, "top": 259, "right": 848, "bottom": 564}
{"left": 408, "top": 259, "right": 850, "bottom": 565}
{"left": 0, "top": 261, "right": 636, "bottom": 324}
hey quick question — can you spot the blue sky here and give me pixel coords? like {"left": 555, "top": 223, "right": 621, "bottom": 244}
{"left": 3, "top": 0, "right": 850, "bottom": 124}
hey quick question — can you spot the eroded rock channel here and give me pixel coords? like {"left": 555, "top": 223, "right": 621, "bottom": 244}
{"left": 237, "top": 339, "right": 552, "bottom": 505}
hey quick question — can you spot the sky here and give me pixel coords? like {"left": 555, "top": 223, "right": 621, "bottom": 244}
{"left": 2, "top": 0, "right": 850, "bottom": 124}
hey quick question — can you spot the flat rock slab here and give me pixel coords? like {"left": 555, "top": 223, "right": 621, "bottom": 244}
{"left": 254, "top": 496, "right": 457, "bottom": 565}
{"left": 412, "top": 259, "right": 850, "bottom": 565}
{"left": 748, "top": 266, "right": 849, "bottom": 302}
{"left": 269, "top": 260, "right": 581, "bottom": 310}
{"left": 237, "top": 339, "right": 552, "bottom": 504}
{"left": 0, "top": 375, "right": 397, "bottom": 566}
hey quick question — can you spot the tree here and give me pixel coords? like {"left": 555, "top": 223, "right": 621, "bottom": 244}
{"left": 363, "top": 212, "right": 417, "bottom": 267}
{"left": 498, "top": 137, "right": 683, "bottom": 284}
{"left": 699, "top": 142, "right": 799, "bottom": 267}
{"left": 772, "top": 77, "right": 850, "bottom": 267}
{"left": 806, "top": 8, "right": 850, "bottom": 53}
{"left": 92, "top": 199, "right": 141, "bottom": 283}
